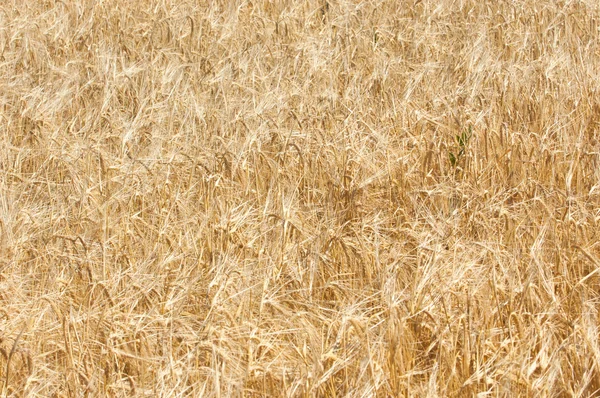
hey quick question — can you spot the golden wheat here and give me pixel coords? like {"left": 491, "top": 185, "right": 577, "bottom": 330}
{"left": 0, "top": 0, "right": 600, "bottom": 396}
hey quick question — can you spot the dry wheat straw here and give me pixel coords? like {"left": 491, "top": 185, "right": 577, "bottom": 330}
{"left": 0, "top": 0, "right": 599, "bottom": 396}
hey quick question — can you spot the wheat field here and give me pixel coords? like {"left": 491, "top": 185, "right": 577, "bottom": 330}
{"left": 1, "top": 0, "right": 600, "bottom": 396}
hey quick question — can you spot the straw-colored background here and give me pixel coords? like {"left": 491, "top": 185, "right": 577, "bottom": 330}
{"left": 1, "top": 0, "right": 600, "bottom": 396}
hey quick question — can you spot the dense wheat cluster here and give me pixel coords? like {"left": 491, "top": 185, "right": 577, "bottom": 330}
{"left": 2, "top": 0, "right": 600, "bottom": 396}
